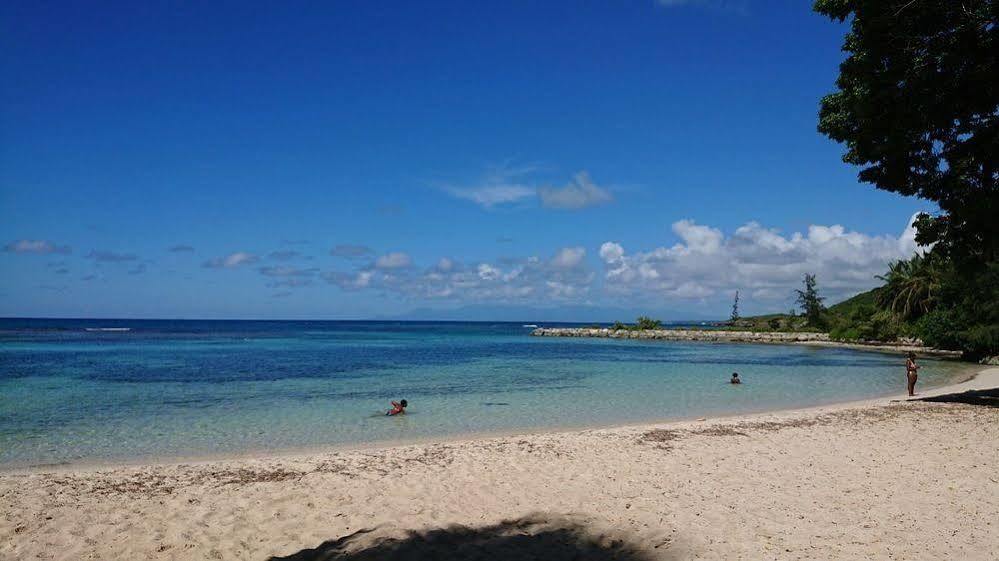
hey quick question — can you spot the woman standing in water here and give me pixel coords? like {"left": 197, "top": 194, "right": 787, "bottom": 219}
{"left": 906, "top": 352, "right": 920, "bottom": 396}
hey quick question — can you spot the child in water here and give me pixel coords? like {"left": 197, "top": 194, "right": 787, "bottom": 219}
{"left": 386, "top": 399, "right": 408, "bottom": 416}
{"left": 730, "top": 372, "right": 741, "bottom": 384}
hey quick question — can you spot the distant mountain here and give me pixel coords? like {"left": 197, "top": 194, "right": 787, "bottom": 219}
{"left": 379, "top": 304, "right": 717, "bottom": 323}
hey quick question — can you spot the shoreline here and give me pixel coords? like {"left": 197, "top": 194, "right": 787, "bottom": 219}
{"left": 2, "top": 369, "right": 996, "bottom": 560}
{"left": 531, "top": 327, "right": 965, "bottom": 358}
{"left": 4, "top": 364, "right": 993, "bottom": 477}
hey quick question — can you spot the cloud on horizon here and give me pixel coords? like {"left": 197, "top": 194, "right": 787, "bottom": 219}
{"left": 329, "top": 244, "right": 374, "bottom": 258}
{"left": 258, "top": 265, "right": 318, "bottom": 277}
{"left": 87, "top": 250, "right": 138, "bottom": 262}
{"left": 375, "top": 252, "right": 413, "bottom": 269}
{"left": 324, "top": 246, "right": 593, "bottom": 302}
{"left": 267, "top": 250, "right": 305, "bottom": 261}
{"left": 203, "top": 252, "right": 259, "bottom": 269}
{"left": 4, "top": 239, "right": 72, "bottom": 255}
{"left": 598, "top": 214, "right": 924, "bottom": 304}
{"left": 317, "top": 215, "right": 923, "bottom": 312}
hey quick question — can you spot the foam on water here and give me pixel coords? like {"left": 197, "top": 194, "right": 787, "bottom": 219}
{"left": 0, "top": 319, "right": 975, "bottom": 467}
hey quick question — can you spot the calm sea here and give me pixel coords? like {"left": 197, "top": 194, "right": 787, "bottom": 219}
{"left": 0, "top": 319, "right": 973, "bottom": 467}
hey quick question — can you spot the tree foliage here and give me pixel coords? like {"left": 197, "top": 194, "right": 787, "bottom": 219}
{"left": 795, "top": 274, "right": 826, "bottom": 328}
{"left": 814, "top": 0, "right": 999, "bottom": 264}
{"left": 635, "top": 316, "right": 663, "bottom": 330}
{"left": 730, "top": 290, "right": 740, "bottom": 322}
{"left": 875, "top": 253, "right": 941, "bottom": 321}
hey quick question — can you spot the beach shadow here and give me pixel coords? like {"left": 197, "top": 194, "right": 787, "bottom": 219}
{"left": 918, "top": 388, "right": 999, "bottom": 408}
{"left": 268, "top": 513, "right": 673, "bottom": 561}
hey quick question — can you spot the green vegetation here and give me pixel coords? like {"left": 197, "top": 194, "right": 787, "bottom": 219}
{"left": 635, "top": 316, "right": 663, "bottom": 330}
{"left": 812, "top": 0, "right": 998, "bottom": 360}
{"left": 814, "top": 0, "right": 998, "bottom": 265}
{"left": 609, "top": 316, "right": 665, "bottom": 331}
{"left": 795, "top": 274, "right": 826, "bottom": 329}
{"left": 724, "top": 313, "right": 810, "bottom": 333}
{"left": 827, "top": 257, "right": 999, "bottom": 358}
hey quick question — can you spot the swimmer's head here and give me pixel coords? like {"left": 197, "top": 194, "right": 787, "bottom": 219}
{"left": 908, "top": 352, "right": 916, "bottom": 359}
{"left": 732, "top": 372, "right": 739, "bottom": 377}
{"left": 400, "top": 399, "right": 408, "bottom": 407}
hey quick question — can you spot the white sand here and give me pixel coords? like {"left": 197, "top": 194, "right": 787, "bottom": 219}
{"left": 2, "top": 368, "right": 997, "bottom": 560}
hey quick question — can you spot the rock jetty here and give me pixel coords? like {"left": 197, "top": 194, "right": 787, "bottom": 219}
{"left": 531, "top": 327, "right": 829, "bottom": 343}
{"left": 530, "top": 328, "right": 964, "bottom": 357}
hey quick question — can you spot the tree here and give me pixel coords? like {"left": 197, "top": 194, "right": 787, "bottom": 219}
{"left": 875, "top": 253, "right": 941, "bottom": 321}
{"left": 795, "top": 274, "right": 826, "bottom": 327}
{"left": 730, "top": 291, "right": 740, "bottom": 322}
{"left": 635, "top": 316, "right": 663, "bottom": 330}
{"left": 814, "top": 0, "right": 999, "bottom": 265}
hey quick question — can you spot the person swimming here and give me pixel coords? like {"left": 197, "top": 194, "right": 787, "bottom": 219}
{"left": 730, "top": 372, "right": 741, "bottom": 384}
{"left": 386, "top": 399, "right": 408, "bottom": 416}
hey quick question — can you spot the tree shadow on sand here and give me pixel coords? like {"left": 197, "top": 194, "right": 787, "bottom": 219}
{"left": 918, "top": 387, "right": 999, "bottom": 408}
{"left": 269, "top": 513, "right": 678, "bottom": 561}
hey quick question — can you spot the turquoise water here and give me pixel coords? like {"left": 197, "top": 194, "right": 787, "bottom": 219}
{"left": 0, "top": 319, "right": 973, "bottom": 467}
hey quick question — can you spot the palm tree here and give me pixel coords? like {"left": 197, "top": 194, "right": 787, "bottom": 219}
{"left": 875, "top": 254, "right": 940, "bottom": 321}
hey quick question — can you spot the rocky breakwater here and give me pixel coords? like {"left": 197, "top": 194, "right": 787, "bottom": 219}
{"left": 530, "top": 328, "right": 965, "bottom": 357}
{"left": 531, "top": 327, "right": 830, "bottom": 343}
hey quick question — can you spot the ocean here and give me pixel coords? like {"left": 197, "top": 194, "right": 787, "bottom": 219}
{"left": 0, "top": 319, "right": 973, "bottom": 467}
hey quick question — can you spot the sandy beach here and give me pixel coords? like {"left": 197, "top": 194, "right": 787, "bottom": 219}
{"left": 2, "top": 368, "right": 996, "bottom": 561}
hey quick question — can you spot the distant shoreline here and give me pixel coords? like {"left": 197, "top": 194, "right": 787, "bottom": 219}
{"left": 531, "top": 327, "right": 965, "bottom": 358}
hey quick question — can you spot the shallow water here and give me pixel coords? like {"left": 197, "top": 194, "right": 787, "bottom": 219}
{"left": 0, "top": 319, "right": 974, "bottom": 467}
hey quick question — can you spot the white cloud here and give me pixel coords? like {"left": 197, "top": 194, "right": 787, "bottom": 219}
{"left": 203, "top": 252, "right": 259, "bottom": 269}
{"left": 441, "top": 164, "right": 536, "bottom": 209}
{"left": 477, "top": 263, "right": 501, "bottom": 281}
{"left": 4, "top": 239, "right": 72, "bottom": 255}
{"left": 323, "top": 270, "right": 374, "bottom": 290}
{"left": 329, "top": 244, "right": 373, "bottom": 258}
{"left": 375, "top": 252, "right": 412, "bottom": 269}
{"left": 446, "top": 184, "right": 535, "bottom": 208}
{"left": 443, "top": 167, "right": 613, "bottom": 211}
{"left": 550, "top": 246, "right": 586, "bottom": 269}
{"left": 599, "top": 242, "right": 624, "bottom": 263}
{"left": 87, "top": 250, "right": 138, "bottom": 262}
{"left": 323, "top": 246, "right": 592, "bottom": 303}
{"left": 267, "top": 250, "right": 302, "bottom": 261}
{"left": 268, "top": 278, "right": 313, "bottom": 288}
{"left": 599, "top": 215, "right": 927, "bottom": 303}
{"left": 538, "top": 172, "right": 613, "bottom": 210}
{"left": 312, "top": 214, "right": 925, "bottom": 312}
{"left": 258, "top": 266, "right": 317, "bottom": 277}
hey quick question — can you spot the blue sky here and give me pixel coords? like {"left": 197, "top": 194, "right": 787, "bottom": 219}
{"left": 1, "top": 0, "right": 931, "bottom": 320}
